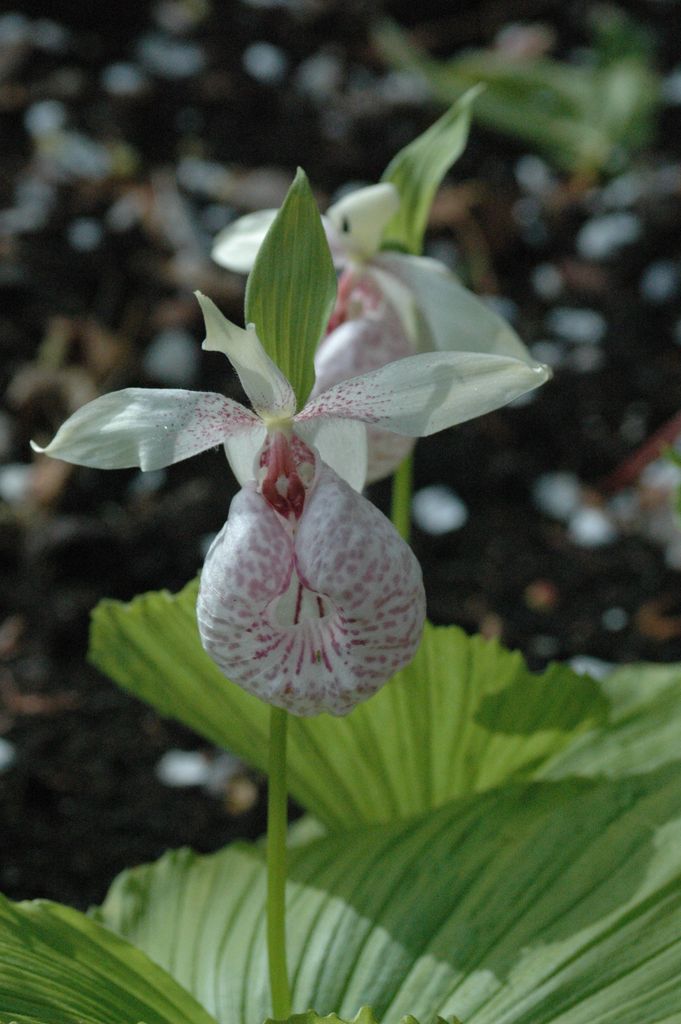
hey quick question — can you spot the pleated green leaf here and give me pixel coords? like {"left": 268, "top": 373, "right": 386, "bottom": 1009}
{"left": 244, "top": 168, "right": 337, "bottom": 407}
{"left": 89, "top": 579, "right": 607, "bottom": 830}
{"left": 96, "top": 765, "right": 681, "bottom": 1024}
{"left": 542, "top": 660, "right": 681, "bottom": 780}
{"left": 381, "top": 86, "right": 481, "bottom": 255}
{"left": 262, "top": 1011, "right": 457, "bottom": 1024}
{"left": 0, "top": 893, "right": 218, "bottom": 1024}
{"left": 374, "top": 18, "right": 658, "bottom": 177}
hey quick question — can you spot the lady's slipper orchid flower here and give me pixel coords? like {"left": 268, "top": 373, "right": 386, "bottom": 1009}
{"left": 32, "top": 294, "right": 548, "bottom": 716}
{"left": 213, "top": 183, "right": 541, "bottom": 481}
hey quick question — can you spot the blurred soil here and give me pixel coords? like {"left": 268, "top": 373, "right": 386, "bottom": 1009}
{"left": 2, "top": 0, "right": 681, "bottom": 908}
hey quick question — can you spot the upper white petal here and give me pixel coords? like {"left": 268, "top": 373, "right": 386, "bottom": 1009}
{"left": 374, "top": 252, "right": 537, "bottom": 363}
{"left": 294, "top": 416, "right": 367, "bottom": 492}
{"left": 196, "top": 292, "right": 296, "bottom": 418}
{"left": 31, "top": 388, "right": 260, "bottom": 471}
{"left": 211, "top": 209, "right": 278, "bottom": 273}
{"left": 326, "top": 183, "right": 400, "bottom": 261}
{"left": 299, "top": 351, "right": 551, "bottom": 437}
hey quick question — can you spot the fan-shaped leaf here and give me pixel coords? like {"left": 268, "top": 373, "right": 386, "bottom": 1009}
{"left": 89, "top": 580, "right": 607, "bottom": 829}
{"left": 0, "top": 894, "right": 217, "bottom": 1024}
{"left": 96, "top": 766, "right": 681, "bottom": 1024}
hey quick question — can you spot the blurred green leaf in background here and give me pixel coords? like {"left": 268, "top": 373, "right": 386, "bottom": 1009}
{"left": 375, "top": 5, "right": 659, "bottom": 178}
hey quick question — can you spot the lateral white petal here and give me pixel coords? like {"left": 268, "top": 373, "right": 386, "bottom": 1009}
{"left": 294, "top": 416, "right": 367, "bottom": 492}
{"left": 299, "top": 352, "right": 551, "bottom": 437}
{"left": 375, "top": 252, "right": 536, "bottom": 363}
{"left": 211, "top": 208, "right": 278, "bottom": 273}
{"left": 223, "top": 422, "right": 267, "bottom": 486}
{"left": 326, "top": 183, "right": 400, "bottom": 261}
{"left": 196, "top": 292, "right": 296, "bottom": 417}
{"left": 31, "top": 388, "right": 260, "bottom": 470}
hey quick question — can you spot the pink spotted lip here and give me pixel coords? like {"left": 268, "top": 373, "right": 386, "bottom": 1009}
{"left": 196, "top": 461, "right": 426, "bottom": 717}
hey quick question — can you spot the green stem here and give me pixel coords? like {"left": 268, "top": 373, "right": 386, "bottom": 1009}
{"left": 391, "top": 452, "right": 413, "bottom": 542}
{"left": 267, "top": 705, "right": 291, "bottom": 1020}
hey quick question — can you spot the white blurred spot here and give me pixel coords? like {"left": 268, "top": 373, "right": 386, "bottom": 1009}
{"left": 242, "top": 41, "right": 288, "bottom": 84}
{"left": 568, "top": 507, "right": 617, "bottom": 547}
{"left": 378, "top": 69, "right": 431, "bottom": 104}
{"left": 33, "top": 18, "right": 69, "bottom": 52}
{"left": 24, "top": 99, "right": 67, "bottom": 138}
{"left": 531, "top": 262, "right": 563, "bottom": 300}
{"left": 600, "top": 172, "right": 644, "bottom": 209}
{"left": 137, "top": 33, "right": 205, "bottom": 78}
{"left": 0, "top": 464, "right": 32, "bottom": 505}
{"left": 532, "top": 471, "right": 581, "bottom": 521}
{"left": 515, "top": 154, "right": 554, "bottom": 195}
{"left": 295, "top": 52, "right": 342, "bottom": 100}
{"left": 566, "top": 345, "right": 605, "bottom": 373}
{"left": 569, "top": 655, "right": 614, "bottom": 679}
{"left": 530, "top": 340, "right": 566, "bottom": 368}
{"left": 100, "top": 62, "right": 148, "bottom": 96}
{"left": 67, "top": 217, "right": 103, "bottom": 251}
{"left": 106, "top": 193, "right": 143, "bottom": 232}
{"left": 546, "top": 306, "right": 607, "bottom": 344}
{"left": 143, "top": 328, "right": 200, "bottom": 386}
{"left": 156, "top": 749, "right": 210, "bottom": 787}
{"left": 602, "top": 606, "right": 628, "bottom": 631}
{"left": 640, "top": 260, "right": 679, "bottom": 303}
{"left": 412, "top": 484, "right": 468, "bottom": 535}
{"left": 576, "top": 212, "right": 641, "bottom": 260}
{"left": 662, "top": 67, "right": 681, "bottom": 104}
{"left": 0, "top": 738, "right": 15, "bottom": 774}
{"left": 41, "top": 132, "right": 112, "bottom": 181}
{"left": 177, "top": 156, "right": 231, "bottom": 198}
{"left": 156, "top": 748, "right": 240, "bottom": 792}
{"left": 0, "top": 12, "right": 29, "bottom": 45}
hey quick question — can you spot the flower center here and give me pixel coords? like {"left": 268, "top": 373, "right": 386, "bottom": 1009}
{"left": 259, "top": 430, "right": 314, "bottom": 523}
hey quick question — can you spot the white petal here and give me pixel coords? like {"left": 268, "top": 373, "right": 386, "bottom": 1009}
{"left": 196, "top": 465, "right": 425, "bottom": 717}
{"left": 211, "top": 208, "right": 278, "bottom": 273}
{"left": 31, "top": 389, "right": 260, "bottom": 470}
{"left": 294, "top": 416, "right": 367, "bottom": 492}
{"left": 299, "top": 351, "right": 551, "bottom": 437}
{"left": 375, "top": 252, "right": 536, "bottom": 362}
{"left": 196, "top": 292, "right": 296, "bottom": 417}
{"left": 223, "top": 422, "right": 267, "bottom": 486}
{"left": 326, "top": 183, "right": 400, "bottom": 261}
